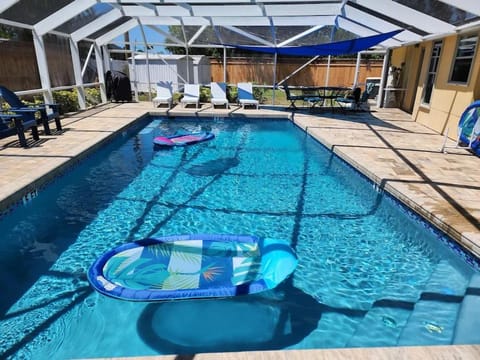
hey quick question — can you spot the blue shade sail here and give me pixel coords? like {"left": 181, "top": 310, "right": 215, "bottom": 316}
{"left": 224, "top": 29, "right": 403, "bottom": 56}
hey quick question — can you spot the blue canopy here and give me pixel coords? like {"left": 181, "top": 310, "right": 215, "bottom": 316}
{"left": 224, "top": 29, "right": 403, "bottom": 56}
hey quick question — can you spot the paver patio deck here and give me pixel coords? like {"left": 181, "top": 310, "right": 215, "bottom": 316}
{"left": 1, "top": 101, "right": 479, "bottom": 359}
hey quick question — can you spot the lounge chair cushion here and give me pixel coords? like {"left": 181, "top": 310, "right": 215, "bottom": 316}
{"left": 181, "top": 84, "right": 200, "bottom": 108}
{"left": 210, "top": 82, "right": 229, "bottom": 108}
{"left": 237, "top": 82, "right": 259, "bottom": 109}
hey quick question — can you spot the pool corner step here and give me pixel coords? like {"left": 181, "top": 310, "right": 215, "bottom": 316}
{"left": 452, "top": 273, "right": 480, "bottom": 344}
{"left": 396, "top": 260, "right": 470, "bottom": 346}
{"left": 347, "top": 304, "right": 412, "bottom": 347}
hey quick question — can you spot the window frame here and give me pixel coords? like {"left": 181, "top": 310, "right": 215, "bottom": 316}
{"left": 422, "top": 40, "right": 443, "bottom": 105}
{"left": 448, "top": 33, "right": 478, "bottom": 85}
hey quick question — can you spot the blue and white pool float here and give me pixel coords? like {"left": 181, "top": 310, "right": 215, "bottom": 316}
{"left": 88, "top": 234, "right": 297, "bottom": 301}
{"left": 458, "top": 100, "right": 480, "bottom": 156}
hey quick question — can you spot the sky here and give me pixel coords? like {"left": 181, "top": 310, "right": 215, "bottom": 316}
{"left": 114, "top": 27, "right": 168, "bottom": 53}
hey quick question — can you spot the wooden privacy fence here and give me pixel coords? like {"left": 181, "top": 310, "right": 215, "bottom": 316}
{"left": 1, "top": 41, "right": 383, "bottom": 93}
{"left": 0, "top": 39, "right": 75, "bottom": 92}
{"left": 210, "top": 57, "right": 383, "bottom": 88}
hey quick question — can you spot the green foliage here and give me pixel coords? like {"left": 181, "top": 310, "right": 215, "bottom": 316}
{"left": 0, "top": 24, "right": 31, "bottom": 41}
{"left": 261, "top": 88, "right": 287, "bottom": 105}
{"left": 227, "top": 86, "right": 237, "bottom": 103}
{"left": 137, "top": 93, "right": 150, "bottom": 101}
{"left": 52, "top": 90, "right": 79, "bottom": 114}
{"left": 173, "top": 92, "right": 182, "bottom": 103}
{"left": 50, "top": 88, "right": 101, "bottom": 114}
{"left": 199, "top": 87, "right": 210, "bottom": 103}
{"left": 85, "top": 88, "right": 102, "bottom": 107}
{"left": 253, "top": 86, "right": 266, "bottom": 104}
{"left": 0, "top": 25, "right": 15, "bottom": 39}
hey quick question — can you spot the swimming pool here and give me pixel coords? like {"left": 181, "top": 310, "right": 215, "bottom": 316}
{"left": 1, "top": 115, "right": 479, "bottom": 359}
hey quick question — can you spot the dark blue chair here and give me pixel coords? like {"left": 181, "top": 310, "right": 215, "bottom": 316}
{"left": 0, "top": 112, "right": 40, "bottom": 148}
{"left": 0, "top": 85, "right": 62, "bottom": 135}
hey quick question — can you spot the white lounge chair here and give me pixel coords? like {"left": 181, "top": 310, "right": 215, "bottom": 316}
{"left": 237, "top": 82, "right": 259, "bottom": 109}
{"left": 210, "top": 82, "right": 229, "bottom": 109}
{"left": 153, "top": 81, "right": 173, "bottom": 108}
{"left": 181, "top": 84, "right": 200, "bottom": 108}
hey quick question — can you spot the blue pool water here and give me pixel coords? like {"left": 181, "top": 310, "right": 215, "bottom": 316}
{"left": 1, "top": 116, "right": 479, "bottom": 359}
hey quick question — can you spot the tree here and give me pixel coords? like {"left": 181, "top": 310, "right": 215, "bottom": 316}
{"left": 0, "top": 24, "right": 32, "bottom": 41}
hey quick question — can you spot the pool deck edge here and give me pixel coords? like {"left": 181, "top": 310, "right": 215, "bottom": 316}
{"left": 80, "top": 344, "right": 480, "bottom": 360}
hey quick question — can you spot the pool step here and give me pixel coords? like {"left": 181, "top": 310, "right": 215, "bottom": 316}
{"left": 139, "top": 119, "right": 161, "bottom": 134}
{"left": 422, "top": 259, "right": 470, "bottom": 296}
{"left": 310, "top": 311, "right": 363, "bottom": 348}
{"left": 396, "top": 260, "right": 468, "bottom": 346}
{"left": 396, "top": 298, "right": 460, "bottom": 345}
{"left": 452, "top": 273, "right": 480, "bottom": 344}
{"left": 347, "top": 302, "right": 411, "bottom": 347}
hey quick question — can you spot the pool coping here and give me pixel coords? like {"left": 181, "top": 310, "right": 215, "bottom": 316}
{"left": 79, "top": 344, "right": 480, "bottom": 360}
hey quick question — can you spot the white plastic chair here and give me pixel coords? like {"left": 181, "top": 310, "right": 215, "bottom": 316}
{"left": 152, "top": 81, "right": 173, "bottom": 108}
{"left": 237, "top": 82, "right": 259, "bottom": 109}
{"left": 210, "top": 82, "right": 229, "bottom": 109}
{"left": 181, "top": 84, "right": 200, "bottom": 109}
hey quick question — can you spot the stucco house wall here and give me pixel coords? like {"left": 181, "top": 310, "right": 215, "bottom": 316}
{"left": 391, "top": 32, "right": 480, "bottom": 139}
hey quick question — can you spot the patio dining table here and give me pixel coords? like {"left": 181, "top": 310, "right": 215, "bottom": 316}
{"left": 301, "top": 86, "right": 352, "bottom": 111}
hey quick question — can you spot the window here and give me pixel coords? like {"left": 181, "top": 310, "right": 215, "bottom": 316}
{"left": 450, "top": 34, "right": 478, "bottom": 84}
{"left": 423, "top": 41, "right": 442, "bottom": 105}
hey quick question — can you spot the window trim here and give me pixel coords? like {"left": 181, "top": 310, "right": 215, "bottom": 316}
{"left": 422, "top": 40, "right": 442, "bottom": 105}
{"left": 448, "top": 33, "right": 478, "bottom": 85}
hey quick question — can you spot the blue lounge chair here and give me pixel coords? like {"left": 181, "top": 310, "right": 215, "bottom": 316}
{"left": 0, "top": 112, "right": 40, "bottom": 148}
{"left": 210, "top": 82, "right": 229, "bottom": 109}
{"left": 237, "top": 82, "right": 259, "bottom": 109}
{"left": 0, "top": 86, "right": 62, "bottom": 135}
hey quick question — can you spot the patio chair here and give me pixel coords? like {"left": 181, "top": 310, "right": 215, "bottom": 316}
{"left": 336, "top": 87, "right": 361, "bottom": 110}
{"left": 210, "top": 82, "right": 229, "bottom": 109}
{"left": 0, "top": 112, "right": 40, "bottom": 148}
{"left": 237, "top": 82, "right": 259, "bottom": 109}
{"left": 355, "top": 82, "right": 376, "bottom": 111}
{"left": 283, "top": 83, "right": 304, "bottom": 110}
{"left": 0, "top": 85, "right": 62, "bottom": 135}
{"left": 180, "top": 84, "right": 200, "bottom": 109}
{"left": 153, "top": 81, "right": 173, "bottom": 108}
